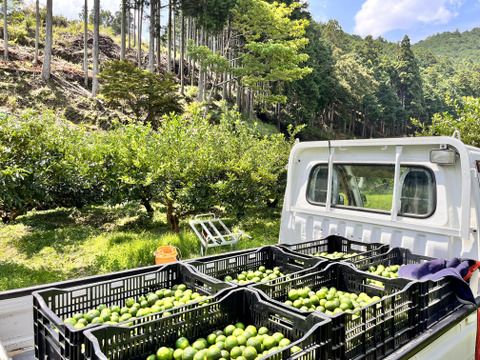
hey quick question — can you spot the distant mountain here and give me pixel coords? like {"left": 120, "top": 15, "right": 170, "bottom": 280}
{"left": 413, "top": 28, "right": 480, "bottom": 63}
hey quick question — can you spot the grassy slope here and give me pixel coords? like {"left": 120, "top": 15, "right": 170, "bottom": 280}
{"left": 0, "top": 202, "right": 281, "bottom": 291}
{"left": 0, "top": 21, "right": 137, "bottom": 124}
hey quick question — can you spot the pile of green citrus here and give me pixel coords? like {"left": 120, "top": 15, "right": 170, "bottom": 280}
{"left": 367, "top": 264, "right": 400, "bottom": 278}
{"left": 223, "top": 266, "right": 286, "bottom": 285}
{"left": 284, "top": 286, "right": 382, "bottom": 316}
{"left": 313, "top": 251, "right": 362, "bottom": 259}
{"left": 365, "top": 264, "right": 401, "bottom": 287}
{"left": 146, "top": 322, "right": 300, "bottom": 360}
{"left": 62, "top": 284, "right": 210, "bottom": 329}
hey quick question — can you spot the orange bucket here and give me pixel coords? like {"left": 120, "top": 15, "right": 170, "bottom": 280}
{"left": 154, "top": 245, "right": 178, "bottom": 265}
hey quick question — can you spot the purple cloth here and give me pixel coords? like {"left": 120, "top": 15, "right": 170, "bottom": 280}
{"left": 398, "top": 258, "right": 445, "bottom": 279}
{"left": 398, "top": 258, "right": 474, "bottom": 303}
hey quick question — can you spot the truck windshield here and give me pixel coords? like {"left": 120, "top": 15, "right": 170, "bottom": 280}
{"left": 307, "top": 164, "right": 434, "bottom": 216}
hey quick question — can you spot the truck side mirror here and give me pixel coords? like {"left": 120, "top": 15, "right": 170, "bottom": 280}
{"left": 338, "top": 194, "right": 344, "bottom": 205}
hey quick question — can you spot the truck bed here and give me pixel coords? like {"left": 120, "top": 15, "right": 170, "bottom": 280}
{"left": 5, "top": 303, "right": 477, "bottom": 360}
{"left": 10, "top": 349, "right": 34, "bottom": 360}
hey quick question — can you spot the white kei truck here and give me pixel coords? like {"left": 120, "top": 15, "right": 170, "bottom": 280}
{"left": 1, "top": 135, "right": 480, "bottom": 359}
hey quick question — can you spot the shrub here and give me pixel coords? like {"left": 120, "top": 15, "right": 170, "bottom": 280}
{"left": 99, "top": 59, "right": 183, "bottom": 129}
{"left": 63, "top": 105, "right": 81, "bottom": 122}
{"left": 0, "top": 111, "right": 59, "bottom": 222}
{"left": 7, "top": 96, "right": 18, "bottom": 111}
{"left": 9, "top": 24, "right": 29, "bottom": 46}
{"left": 32, "top": 86, "right": 56, "bottom": 102}
{"left": 65, "top": 22, "right": 83, "bottom": 36}
{"left": 0, "top": 112, "right": 101, "bottom": 223}
{"left": 52, "top": 15, "right": 68, "bottom": 27}
{"left": 24, "top": 15, "right": 35, "bottom": 32}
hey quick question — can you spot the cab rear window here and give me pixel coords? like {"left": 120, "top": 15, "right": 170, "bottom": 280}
{"left": 307, "top": 164, "right": 435, "bottom": 216}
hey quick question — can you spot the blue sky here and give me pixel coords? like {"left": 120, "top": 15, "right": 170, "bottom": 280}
{"left": 308, "top": 0, "right": 480, "bottom": 43}
{"left": 51, "top": 0, "right": 121, "bottom": 22}
{"left": 48, "top": 0, "right": 480, "bottom": 44}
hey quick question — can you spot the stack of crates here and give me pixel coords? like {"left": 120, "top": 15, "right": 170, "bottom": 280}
{"left": 33, "top": 262, "right": 232, "bottom": 360}
{"left": 33, "top": 236, "right": 474, "bottom": 360}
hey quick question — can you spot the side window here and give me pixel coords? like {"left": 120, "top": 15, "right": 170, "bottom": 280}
{"left": 307, "top": 165, "right": 328, "bottom": 203}
{"left": 399, "top": 168, "right": 434, "bottom": 215}
{"left": 307, "top": 165, "right": 342, "bottom": 205}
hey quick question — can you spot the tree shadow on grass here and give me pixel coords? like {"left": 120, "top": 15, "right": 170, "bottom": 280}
{"left": 16, "top": 208, "right": 78, "bottom": 231}
{"left": 14, "top": 202, "right": 171, "bottom": 235}
{"left": 114, "top": 214, "right": 171, "bottom": 234}
{"left": 74, "top": 204, "right": 142, "bottom": 229}
{"left": 0, "top": 261, "right": 67, "bottom": 290}
{"left": 13, "top": 225, "right": 100, "bottom": 257}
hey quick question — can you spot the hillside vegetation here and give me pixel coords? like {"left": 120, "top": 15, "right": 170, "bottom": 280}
{"left": 413, "top": 28, "right": 480, "bottom": 63}
{"left": 1, "top": 2, "right": 480, "bottom": 139}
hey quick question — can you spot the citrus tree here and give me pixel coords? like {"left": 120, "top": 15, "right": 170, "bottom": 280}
{"left": 0, "top": 111, "right": 50, "bottom": 223}
{"left": 0, "top": 112, "right": 96, "bottom": 223}
{"left": 156, "top": 103, "right": 297, "bottom": 232}
{"left": 0, "top": 106, "right": 296, "bottom": 230}
{"left": 98, "top": 120, "right": 167, "bottom": 215}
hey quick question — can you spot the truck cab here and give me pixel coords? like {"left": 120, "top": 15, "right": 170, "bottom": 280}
{"left": 279, "top": 135, "right": 480, "bottom": 359}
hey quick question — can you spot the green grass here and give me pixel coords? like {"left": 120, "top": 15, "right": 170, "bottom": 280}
{"left": 244, "top": 116, "right": 279, "bottom": 137}
{"left": 340, "top": 192, "right": 393, "bottom": 211}
{"left": 363, "top": 193, "right": 393, "bottom": 211}
{"left": 0, "top": 202, "right": 281, "bottom": 291}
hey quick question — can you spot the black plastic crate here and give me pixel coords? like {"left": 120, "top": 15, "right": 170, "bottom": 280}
{"left": 185, "top": 245, "right": 325, "bottom": 285}
{"left": 253, "top": 262, "right": 418, "bottom": 360}
{"left": 83, "top": 287, "right": 332, "bottom": 360}
{"left": 351, "top": 247, "right": 435, "bottom": 272}
{"left": 278, "top": 235, "right": 389, "bottom": 263}
{"left": 186, "top": 246, "right": 262, "bottom": 262}
{"left": 349, "top": 247, "right": 436, "bottom": 288}
{"left": 33, "top": 262, "right": 232, "bottom": 360}
{"left": 416, "top": 276, "right": 465, "bottom": 332}
{"left": 351, "top": 247, "right": 466, "bottom": 332}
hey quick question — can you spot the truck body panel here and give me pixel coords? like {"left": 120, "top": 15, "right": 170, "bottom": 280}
{"left": 0, "top": 296, "right": 32, "bottom": 353}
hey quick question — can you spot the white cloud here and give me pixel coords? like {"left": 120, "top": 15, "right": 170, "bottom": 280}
{"left": 354, "top": 0, "right": 463, "bottom": 37}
